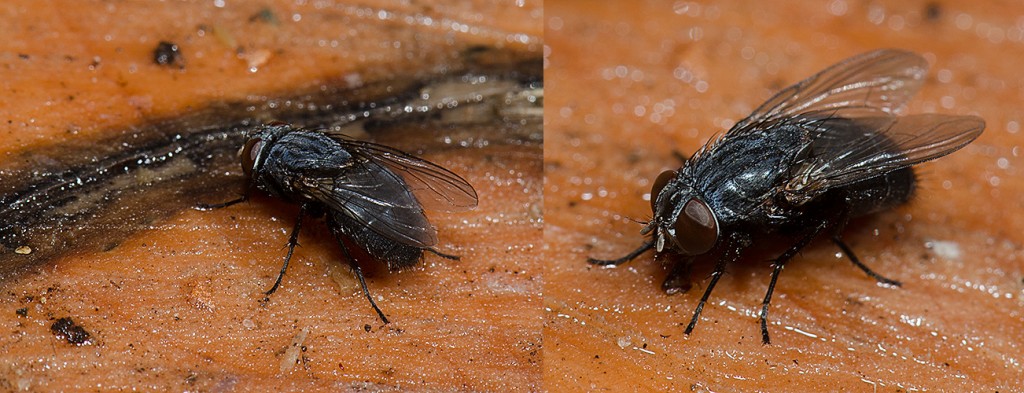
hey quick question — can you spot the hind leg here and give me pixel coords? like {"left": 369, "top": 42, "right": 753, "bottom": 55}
{"left": 327, "top": 217, "right": 390, "bottom": 324}
{"left": 758, "top": 220, "right": 831, "bottom": 345}
{"left": 832, "top": 237, "right": 902, "bottom": 287}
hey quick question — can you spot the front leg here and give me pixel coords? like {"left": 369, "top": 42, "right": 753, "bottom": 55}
{"left": 587, "top": 240, "right": 655, "bottom": 266}
{"left": 194, "top": 186, "right": 252, "bottom": 211}
{"left": 684, "top": 231, "right": 751, "bottom": 336}
{"left": 661, "top": 259, "right": 693, "bottom": 295}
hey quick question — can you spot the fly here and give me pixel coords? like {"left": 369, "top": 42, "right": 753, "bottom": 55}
{"left": 202, "top": 122, "right": 478, "bottom": 324}
{"left": 589, "top": 49, "right": 984, "bottom": 344}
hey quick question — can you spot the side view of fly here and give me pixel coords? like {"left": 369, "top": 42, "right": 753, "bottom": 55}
{"left": 203, "top": 122, "right": 478, "bottom": 323}
{"left": 589, "top": 49, "right": 984, "bottom": 344}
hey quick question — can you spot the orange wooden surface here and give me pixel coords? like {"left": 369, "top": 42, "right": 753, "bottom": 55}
{"left": 0, "top": 1, "right": 542, "bottom": 391}
{"left": 545, "top": 1, "right": 1022, "bottom": 391}
{"left": 4, "top": 0, "right": 1024, "bottom": 392}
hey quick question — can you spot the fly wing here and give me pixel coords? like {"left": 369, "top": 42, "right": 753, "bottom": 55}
{"left": 782, "top": 114, "right": 984, "bottom": 205}
{"left": 329, "top": 136, "right": 479, "bottom": 212}
{"left": 730, "top": 49, "right": 929, "bottom": 135}
{"left": 304, "top": 156, "right": 440, "bottom": 248}
{"left": 303, "top": 136, "right": 477, "bottom": 248}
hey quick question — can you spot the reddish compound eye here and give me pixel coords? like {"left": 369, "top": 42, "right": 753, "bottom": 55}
{"left": 240, "top": 137, "right": 263, "bottom": 176}
{"left": 650, "top": 170, "right": 677, "bottom": 212}
{"left": 673, "top": 197, "right": 718, "bottom": 255}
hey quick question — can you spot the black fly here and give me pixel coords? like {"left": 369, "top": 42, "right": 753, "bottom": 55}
{"left": 589, "top": 49, "right": 984, "bottom": 344}
{"left": 203, "top": 122, "right": 478, "bottom": 323}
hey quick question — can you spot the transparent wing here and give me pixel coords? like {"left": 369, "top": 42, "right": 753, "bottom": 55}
{"left": 304, "top": 157, "right": 440, "bottom": 247}
{"left": 329, "top": 135, "right": 479, "bottom": 212}
{"left": 731, "top": 49, "right": 929, "bottom": 135}
{"left": 783, "top": 114, "right": 985, "bottom": 204}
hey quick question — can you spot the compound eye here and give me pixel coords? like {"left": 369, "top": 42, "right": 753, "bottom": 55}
{"left": 240, "top": 137, "right": 263, "bottom": 176}
{"left": 673, "top": 197, "right": 718, "bottom": 255}
{"left": 650, "top": 170, "right": 677, "bottom": 212}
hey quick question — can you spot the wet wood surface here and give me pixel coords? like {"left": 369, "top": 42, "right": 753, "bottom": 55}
{"left": 0, "top": 1, "right": 541, "bottom": 391}
{"left": 4, "top": 0, "right": 1024, "bottom": 392}
{"left": 545, "top": 1, "right": 1022, "bottom": 391}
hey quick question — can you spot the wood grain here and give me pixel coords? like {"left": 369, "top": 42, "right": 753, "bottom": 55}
{"left": 545, "top": 1, "right": 1023, "bottom": 391}
{"left": 0, "top": 1, "right": 542, "bottom": 391}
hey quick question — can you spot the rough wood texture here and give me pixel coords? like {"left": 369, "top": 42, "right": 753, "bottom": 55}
{"left": 4, "top": 0, "right": 1024, "bottom": 391}
{"left": 545, "top": 1, "right": 1022, "bottom": 391}
{"left": 0, "top": 1, "right": 541, "bottom": 391}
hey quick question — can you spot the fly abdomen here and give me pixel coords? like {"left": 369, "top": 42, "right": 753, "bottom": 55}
{"left": 328, "top": 210, "right": 423, "bottom": 270}
{"left": 838, "top": 166, "right": 916, "bottom": 217}
{"left": 800, "top": 116, "right": 918, "bottom": 217}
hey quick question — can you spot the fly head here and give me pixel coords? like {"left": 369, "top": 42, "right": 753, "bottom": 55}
{"left": 239, "top": 121, "right": 291, "bottom": 177}
{"left": 647, "top": 169, "right": 720, "bottom": 256}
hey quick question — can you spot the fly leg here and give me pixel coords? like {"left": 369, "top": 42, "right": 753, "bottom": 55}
{"left": 661, "top": 261, "right": 693, "bottom": 295}
{"left": 327, "top": 217, "right": 390, "bottom": 324}
{"left": 832, "top": 237, "right": 902, "bottom": 287}
{"left": 264, "top": 203, "right": 310, "bottom": 296}
{"left": 587, "top": 240, "right": 655, "bottom": 266}
{"left": 829, "top": 211, "right": 902, "bottom": 286}
{"left": 338, "top": 242, "right": 390, "bottom": 324}
{"left": 759, "top": 221, "right": 830, "bottom": 345}
{"left": 195, "top": 187, "right": 252, "bottom": 211}
{"left": 684, "top": 232, "right": 751, "bottom": 336}
{"left": 671, "top": 150, "right": 689, "bottom": 163}
{"left": 426, "top": 248, "right": 461, "bottom": 260}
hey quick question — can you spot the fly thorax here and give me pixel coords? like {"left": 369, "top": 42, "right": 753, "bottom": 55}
{"left": 761, "top": 195, "right": 803, "bottom": 225}
{"left": 781, "top": 157, "right": 823, "bottom": 205}
{"left": 780, "top": 183, "right": 815, "bottom": 207}
{"left": 297, "top": 175, "right": 321, "bottom": 190}
{"left": 253, "top": 172, "right": 291, "bottom": 199}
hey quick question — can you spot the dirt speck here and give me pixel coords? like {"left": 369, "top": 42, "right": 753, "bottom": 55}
{"left": 51, "top": 317, "right": 92, "bottom": 345}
